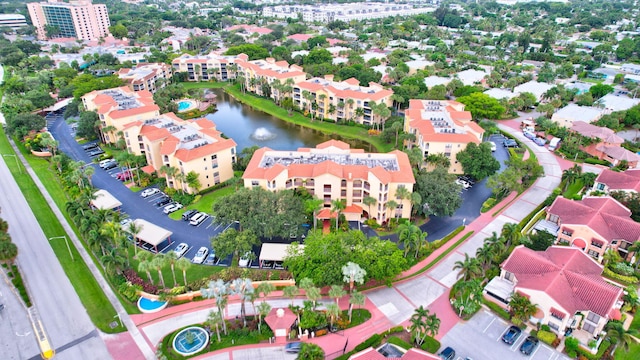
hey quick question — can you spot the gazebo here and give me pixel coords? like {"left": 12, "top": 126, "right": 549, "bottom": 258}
{"left": 259, "top": 243, "right": 304, "bottom": 269}
{"left": 130, "top": 219, "right": 173, "bottom": 253}
{"left": 264, "top": 308, "right": 297, "bottom": 344}
{"left": 91, "top": 189, "right": 122, "bottom": 211}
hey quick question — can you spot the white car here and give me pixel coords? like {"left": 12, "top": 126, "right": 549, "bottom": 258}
{"left": 140, "top": 188, "right": 160, "bottom": 198}
{"left": 163, "top": 203, "right": 183, "bottom": 214}
{"left": 174, "top": 243, "right": 189, "bottom": 258}
{"left": 489, "top": 141, "right": 496, "bottom": 152}
{"left": 238, "top": 252, "right": 251, "bottom": 267}
{"left": 192, "top": 247, "right": 209, "bottom": 264}
{"left": 189, "top": 212, "right": 209, "bottom": 226}
{"left": 99, "top": 159, "right": 116, "bottom": 168}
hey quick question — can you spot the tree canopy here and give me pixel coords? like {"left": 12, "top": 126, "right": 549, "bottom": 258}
{"left": 456, "top": 142, "right": 500, "bottom": 180}
{"left": 225, "top": 44, "right": 270, "bottom": 60}
{"left": 457, "top": 92, "right": 505, "bottom": 120}
{"left": 414, "top": 167, "right": 463, "bottom": 217}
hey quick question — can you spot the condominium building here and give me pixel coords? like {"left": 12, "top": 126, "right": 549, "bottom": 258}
{"left": 404, "top": 99, "right": 485, "bottom": 173}
{"left": 117, "top": 63, "right": 173, "bottom": 94}
{"left": 82, "top": 86, "right": 236, "bottom": 193}
{"left": 262, "top": 3, "right": 435, "bottom": 23}
{"left": 0, "top": 14, "right": 28, "bottom": 30}
{"left": 82, "top": 86, "right": 159, "bottom": 145}
{"left": 293, "top": 76, "right": 393, "bottom": 126}
{"left": 125, "top": 114, "right": 236, "bottom": 193}
{"left": 243, "top": 140, "right": 415, "bottom": 224}
{"left": 236, "top": 57, "right": 306, "bottom": 102}
{"left": 172, "top": 53, "right": 248, "bottom": 82}
{"left": 27, "top": 0, "right": 111, "bottom": 41}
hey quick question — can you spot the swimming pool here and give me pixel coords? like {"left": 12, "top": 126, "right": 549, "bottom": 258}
{"left": 137, "top": 297, "right": 168, "bottom": 313}
{"left": 178, "top": 101, "right": 191, "bottom": 112}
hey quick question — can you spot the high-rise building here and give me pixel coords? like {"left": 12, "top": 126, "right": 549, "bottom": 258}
{"left": 27, "top": 0, "right": 111, "bottom": 41}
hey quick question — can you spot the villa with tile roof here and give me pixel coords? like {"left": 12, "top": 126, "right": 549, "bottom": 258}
{"left": 117, "top": 63, "right": 172, "bottom": 93}
{"left": 82, "top": 86, "right": 160, "bottom": 145}
{"left": 485, "top": 246, "right": 623, "bottom": 343}
{"left": 242, "top": 140, "right": 415, "bottom": 225}
{"left": 545, "top": 196, "right": 640, "bottom": 261}
{"left": 293, "top": 75, "right": 394, "bottom": 126}
{"left": 172, "top": 53, "right": 248, "bottom": 82}
{"left": 594, "top": 168, "right": 640, "bottom": 193}
{"left": 403, "top": 99, "right": 484, "bottom": 174}
{"left": 236, "top": 57, "right": 307, "bottom": 101}
{"left": 570, "top": 121, "right": 640, "bottom": 167}
{"left": 83, "top": 87, "right": 236, "bottom": 193}
{"left": 551, "top": 104, "right": 604, "bottom": 128}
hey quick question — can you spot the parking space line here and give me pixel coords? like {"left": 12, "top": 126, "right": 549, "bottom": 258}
{"left": 482, "top": 318, "right": 496, "bottom": 333}
{"left": 206, "top": 222, "right": 213, "bottom": 229}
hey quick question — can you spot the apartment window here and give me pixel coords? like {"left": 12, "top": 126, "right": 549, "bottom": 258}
{"left": 586, "top": 313, "right": 600, "bottom": 324}
{"left": 548, "top": 214, "right": 559, "bottom": 224}
{"left": 251, "top": 181, "right": 259, "bottom": 187}
{"left": 591, "top": 240, "right": 603, "bottom": 249}
{"left": 504, "top": 271, "right": 514, "bottom": 282}
{"left": 324, "top": 185, "right": 331, "bottom": 193}
{"left": 547, "top": 321, "right": 560, "bottom": 332}
{"left": 582, "top": 322, "right": 596, "bottom": 334}
{"left": 561, "top": 229, "right": 573, "bottom": 237}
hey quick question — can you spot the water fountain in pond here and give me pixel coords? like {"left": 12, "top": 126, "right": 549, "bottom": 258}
{"left": 251, "top": 127, "right": 277, "bottom": 141}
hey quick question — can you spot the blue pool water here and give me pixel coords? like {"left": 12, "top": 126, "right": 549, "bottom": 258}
{"left": 138, "top": 297, "right": 167, "bottom": 313}
{"left": 173, "top": 327, "right": 209, "bottom": 356}
{"left": 178, "top": 101, "right": 191, "bottom": 111}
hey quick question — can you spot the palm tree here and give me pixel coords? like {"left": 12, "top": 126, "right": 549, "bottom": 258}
{"left": 159, "top": 165, "right": 179, "bottom": 189}
{"left": 325, "top": 303, "right": 341, "bottom": 329}
{"left": 0, "top": 241, "right": 18, "bottom": 265}
{"left": 485, "top": 231, "right": 506, "bottom": 258}
{"left": 256, "top": 282, "right": 275, "bottom": 299}
{"left": 257, "top": 301, "right": 272, "bottom": 333}
{"left": 302, "top": 90, "right": 314, "bottom": 117}
{"left": 151, "top": 254, "right": 166, "bottom": 288}
{"left": 362, "top": 195, "right": 376, "bottom": 220}
{"left": 176, "top": 257, "right": 192, "bottom": 286}
{"left": 410, "top": 305, "right": 429, "bottom": 345}
{"left": 305, "top": 286, "right": 321, "bottom": 309}
{"left": 126, "top": 221, "right": 143, "bottom": 258}
{"left": 346, "top": 98, "right": 355, "bottom": 121}
{"left": 508, "top": 292, "right": 538, "bottom": 326}
{"left": 475, "top": 244, "right": 494, "bottom": 271}
{"left": 201, "top": 279, "right": 230, "bottom": 334}
{"left": 425, "top": 313, "right": 441, "bottom": 338}
{"left": 331, "top": 199, "right": 346, "bottom": 231}
{"left": 329, "top": 284, "right": 346, "bottom": 307}
{"left": 386, "top": 199, "right": 398, "bottom": 223}
{"left": 231, "top": 278, "right": 254, "bottom": 327}
{"left": 206, "top": 310, "right": 223, "bottom": 342}
{"left": 501, "top": 223, "right": 522, "bottom": 248}
{"left": 138, "top": 259, "right": 154, "bottom": 284}
{"left": 101, "top": 247, "right": 126, "bottom": 275}
{"left": 297, "top": 343, "right": 325, "bottom": 360}
{"left": 398, "top": 223, "right": 420, "bottom": 257}
{"left": 453, "top": 254, "right": 482, "bottom": 281}
{"left": 606, "top": 321, "right": 640, "bottom": 353}
{"left": 354, "top": 107, "right": 365, "bottom": 123}
{"left": 561, "top": 164, "right": 582, "bottom": 192}
{"left": 342, "top": 262, "right": 366, "bottom": 293}
{"left": 348, "top": 290, "right": 366, "bottom": 322}
{"left": 164, "top": 251, "right": 179, "bottom": 287}
{"left": 283, "top": 285, "right": 299, "bottom": 306}
{"left": 185, "top": 171, "right": 201, "bottom": 194}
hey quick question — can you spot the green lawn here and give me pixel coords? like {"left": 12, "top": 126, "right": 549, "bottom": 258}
{"left": 0, "top": 128, "right": 129, "bottom": 332}
{"left": 180, "top": 81, "right": 228, "bottom": 90}
{"left": 616, "top": 314, "right": 640, "bottom": 360}
{"left": 169, "top": 186, "right": 235, "bottom": 220}
{"left": 222, "top": 84, "right": 393, "bottom": 153}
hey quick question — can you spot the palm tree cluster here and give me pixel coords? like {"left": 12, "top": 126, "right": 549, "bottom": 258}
{"left": 508, "top": 293, "right": 538, "bottom": 326}
{"left": 397, "top": 223, "right": 428, "bottom": 259}
{"left": 136, "top": 251, "right": 193, "bottom": 290}
{"left": 409, "top": 306, "right": 441, "bottom": 346}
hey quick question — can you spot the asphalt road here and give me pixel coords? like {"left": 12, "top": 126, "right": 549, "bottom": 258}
{"left": 0, "top": 155, "right": 111, "bottom": 359}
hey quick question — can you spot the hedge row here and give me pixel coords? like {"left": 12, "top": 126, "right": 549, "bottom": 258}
{"left": 421, "top": 335, "right": 441, "bottom": 353}
{"left": 482, "top": 299, "right": 510, "bottom": 321}
{"left": 537, "top": 330, "right": 557, "bottom": 345}
{"left": 387, "top": 336, "right": 412, "bottom": 350}
{"left": 603, "top": 267, "right": 638, "bottom": 285}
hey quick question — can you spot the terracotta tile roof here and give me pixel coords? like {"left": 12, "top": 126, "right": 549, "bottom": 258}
{"left": 405, "top": 100, "right": 482, "bottom": 144}
{"left": 547, "top": 196, "right": 640, "bottom": 242}
{"left": 174, "top": 137, "right": 237, "bottom": 162}
{"left": 596, "top": 145, "right": 640, "bottom": 162}
{"left": 264, "top": 307, "right": 296, "bottom": 331}
{"left": 237, "top": 58, "right": 306, "bottom": 80}
{"left": 595, "top": 169, "right": 640, "bottom": 192}
{"left": 317, "top": 139, "right": 351, "bottom": 150}
{"left": 571, "top": 121, "right": 624, "bottom": 144}
{"left": 502, "top": 246, "right": 622, "bottom": 317}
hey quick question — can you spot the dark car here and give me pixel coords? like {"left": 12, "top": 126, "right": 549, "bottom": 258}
{"left": 82, "top": 142, "right": 99, "bottom": 150}
{"left": 503, "top": 139, "right": 519, "bottom": 148}
{"left": 284, "top": 342, "right": 302, "bottom": 353}
{"left": 103, "top": 161, "right": 118, "bottom": 170}
{"left": 87, "top": 148, "right": 105, "bottom": 157}
{"left": 156, "top": 198, "right": 172, "bottom": 207}
{"left": 520, "top": 336, "right": 539, "bottom": 355}
{"left": 182, "top": 209, "right": 198, "bottom": 221}
{"left": 502, "top": 325, "right": 522, "bottom": 345}
{"left": 438, "top": 347, "right": 455, "bottom": 360}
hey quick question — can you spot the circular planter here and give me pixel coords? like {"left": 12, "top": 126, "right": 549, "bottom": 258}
{"left": 172, "top": 326, "right": 209, "bottom": 356}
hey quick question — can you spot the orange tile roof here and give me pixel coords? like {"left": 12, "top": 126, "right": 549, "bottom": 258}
{"left": 174, "top": 137, "right": 237, "bottom": 162}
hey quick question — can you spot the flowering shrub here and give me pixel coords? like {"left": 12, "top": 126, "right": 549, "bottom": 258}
{"left": 123, "top": 269, "right": 158, "bottom": 294}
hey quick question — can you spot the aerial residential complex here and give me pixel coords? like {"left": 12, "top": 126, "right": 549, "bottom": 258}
{"left": 293, "top": 76, "right": 393, "bottom": 126}
{"left": 117, "top": 63, "right": 173, "bottom": 94}
{"left": 81, "top": 86, "right": 236, "bottom": 193}
{"left": 27, "top": 0, "right": 111, "bottom": 41}
{"left": 243, "top": 140, "right": 415, "bottom": 224}
{"left": 262, "top": 3, "right": 435, "bottom": 23}
{"left": 171, "top": 53, "right": 247, "bottom": 82}
{"left": 404, "top": 99, "right": 484, "bottom": 174}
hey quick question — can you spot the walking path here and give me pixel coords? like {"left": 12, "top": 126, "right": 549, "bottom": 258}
{"left": 129, "top": 122, "right": 566, "bottom": 359}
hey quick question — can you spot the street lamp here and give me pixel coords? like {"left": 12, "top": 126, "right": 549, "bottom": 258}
{"left": 2, "top": 154, "right": 21, "bottom": 174}
{"left": 462, "top": 218, "right": 466, "bottom": 227}
{"left": 48, "top": 236, "right": 74, "bottom": 261}
{"left": 459, "top": 305, "right": 465, "bottom": 318}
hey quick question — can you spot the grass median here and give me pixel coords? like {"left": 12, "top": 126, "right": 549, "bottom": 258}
{"left": 0, "top": 128, "right": 128, "bottom": 333}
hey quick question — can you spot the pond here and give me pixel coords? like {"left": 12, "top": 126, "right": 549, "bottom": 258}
{"left": 205, "top": 89, "right": 373, "bottom": 152}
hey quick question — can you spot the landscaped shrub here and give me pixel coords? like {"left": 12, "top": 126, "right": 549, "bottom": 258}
{"left": 123, "top": 268, "right": 158, "bottom": 294}
{"left": 585, "top": 158, "right": 610, "bottom": 166}
{"left": 118, "top": 282, "right": 142, "bottom": 302}
{"left": 481, "top": 197, "right": 496, "bottom": 213}
{"left": 421, "top": 335, "right": 440, "bottom": 353}
{"left": 537, "top": 330, "right": 557, "bottom": 345}
{"left": 315, "top": 329, "right": 327, "bottom": 337}
{"left": 387, "top": 336, "right": 412, "bottom": 350}
{"left": 612, "top": 262, "right": 635, "bottom": 276}
{"left": 540, "top": 324, "right": 551, "bottom": 332}
{"left": 603, "top": 267, "right": 638, "bottom": 285}
{"left": 354, "top": 334, "right": 382, "bottom": 352}
{"left": 482, "top": 298, "right": 510, "bottom": 321}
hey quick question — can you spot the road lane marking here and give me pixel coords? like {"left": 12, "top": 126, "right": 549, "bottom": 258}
{"left": 482, "top": 317, "right": 496, "bottom": 333}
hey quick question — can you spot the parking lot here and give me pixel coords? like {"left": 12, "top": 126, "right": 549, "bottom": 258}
{"left": 439, "top": 310, "right": 571, "bottom": 360}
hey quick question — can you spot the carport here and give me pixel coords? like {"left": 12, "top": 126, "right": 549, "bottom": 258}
{"left": 258, "top": 243, "right": 303, "bottom": 269}
{"left": 91, "top": 189, "right": 122, "bottom": 211}
{"left": 131, "top": 219, "right": 173, "bottom": 253}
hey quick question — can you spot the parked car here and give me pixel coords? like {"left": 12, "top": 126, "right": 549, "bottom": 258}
{"left": 182, "top": 209, "right": 198, "bottom": 221}
{"left": 173, "top": 243, "right": 189, "bottom": 258}
{"left": 455, "top": 178, "right": 471, "bottom": 189}
{"left": 203, "top": 251, "right": 218, "bottom": 265}
{"left": 87, "top": 148, "right": 105, "bottom": 157}
{"left": 533, "top": 137, "right": 546, "bottom": 146}
{"left": 103, "top": 160, "right": 118, "bottom": 170}
{"left": 192, "top": 247, "right": 209, "bottom": 264}
{"left": 120, "top": 218, "right": 133, "bottom": 227}
{"left": 501, "top": 325, "right": 522, "bottom": 345}
{"left": 523, "top": 131, "right": 536, "bottom": 140}
{"left": 438, "top": 347, "right": 456, "bottom": 360}
{"left": 155, "top": 197, "right": 172, "bottom": 208}
{"left": 284, "top": 342, "right": 302, "bottom": 353}
{"left": 82, "top": 142, "right": 99, "bottom": 150}
{"left": 503, "top": 139, "right": 519, "bottom": 148}
{"left": 140, "top": 188, "right": 160, "bottom": 198}
{"left": 488, "top": 141, "right": 496, "bottom": 151}
{"left": 116, "top": 170, "right": 132, "bottom": 181}
{"left": 99, "top": 159, "right": 116, "bottom": 168}
{"left": 189, "top": 212, "right": 208, "bottom": 226}
{"left": 163, "top": 203, "right": 183, "bottom": 214}
{"left": 519, "top": 336, "right": 539, "bottom": 355}
{"left": 238, "top": 252, "right": 251, "bottom": 267}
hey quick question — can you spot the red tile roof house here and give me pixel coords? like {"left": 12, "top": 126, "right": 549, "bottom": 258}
{"left": 571, "top": 121, "right": 640, "bottom": 167}
{"left": 593, "top": 168, "right": 640, "bottom": 194}
{"left": 485, "top": 245, "right": 623, "bottom": 347}
{"left": 545, "top": 196, "right": 640, "bottom": 262}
